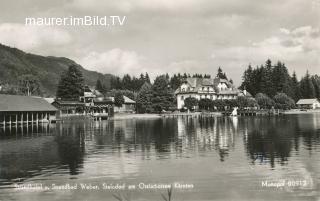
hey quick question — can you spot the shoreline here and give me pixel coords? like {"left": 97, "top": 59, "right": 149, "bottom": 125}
{"left": 110, "top": 113, "right": 162, "bottom": 120}
{"left": 282, "top": 109, "right": 320, "bottom": 114}
{"left": 57, "top": 109, "right": 320, "bottom": 121}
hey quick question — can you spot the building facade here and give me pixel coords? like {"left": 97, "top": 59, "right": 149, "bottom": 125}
{"left": 175, "top": 77, "right": 249, "bottom": 109}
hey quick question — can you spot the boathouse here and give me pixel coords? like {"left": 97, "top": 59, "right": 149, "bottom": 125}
{"left": 51, "top": 100, "right": 85, "bottom": 116}
{"left": 296, "top": 99, "right": 320, "bottom": 109}
{"left": 0, "top": 94, "right": 58, "bottom": 126}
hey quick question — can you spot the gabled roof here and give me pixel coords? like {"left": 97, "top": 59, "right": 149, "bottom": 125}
{"left": 296, "top": 99, "right": 320, "bottom": 105}
{"left": 52, "top": 100, "right": 84, "bottom": 106}
{"left": 0, "top": 94, "right": 57, "bottom": 112}
{"left": 110, "top": 96, "right": 136, "bottom": 104}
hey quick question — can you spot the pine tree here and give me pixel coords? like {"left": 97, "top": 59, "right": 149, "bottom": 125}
{"left": 264, "top": 59, "right": 275, "bottom": 97}
{"left": 95, "top": 79, "right": 107, "bottom": 94}
{"left": 56, "top": 64, "right": 84, "bottom": 100}
{"left": 300, "top": 71, "right": 315, "bottom": 98}
{"left": 311, "top": 75, "right": 320, "bottom": 98}
{"left": 217, "top": 67, "right": 227, "bottom": 79}
{"left": 291, "top": 72, "right": 301, "bottom": 101}
{"left": 122, "top": 74, "right": 132, "bottom": 90}
{"left": 145, "top": 73, "right": 150, "bottom": 84}
{"left": 240, "top": 64, "right": 254, "bottom": 94}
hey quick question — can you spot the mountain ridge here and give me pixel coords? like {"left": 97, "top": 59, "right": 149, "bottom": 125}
{"left": 0, "top": 43, "right": 113, "bottom": 96}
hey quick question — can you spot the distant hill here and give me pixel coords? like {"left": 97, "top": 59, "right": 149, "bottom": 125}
{"left": 0, "top": 43, "right": 114, "bottom": 96}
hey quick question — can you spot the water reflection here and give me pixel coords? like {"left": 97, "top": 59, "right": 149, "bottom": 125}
{"left": 242, "top": 115, "right": 320, "bottom": 168}
{"left": 0, "top": 114, "right": 319, "bottom": 187}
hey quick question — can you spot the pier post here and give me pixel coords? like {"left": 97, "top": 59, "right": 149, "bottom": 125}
{"left": 16, "top": 114, "right": 18, "bottom": 125}
{"left": 31, "top": 113, "right": 33, "bottom": 124}
{"left": 27, "top": 112, "right": 29, "bottom": 125}
{"left": 21, "top": 113, "right": 23, "bottom": 124}
{"left": 3, "top": 115, "right": 5, "bottom": 126}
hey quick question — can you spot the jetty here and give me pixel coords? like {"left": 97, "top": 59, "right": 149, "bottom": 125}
{"left": 222, "top": 109, "right": 282, "bottom": 116}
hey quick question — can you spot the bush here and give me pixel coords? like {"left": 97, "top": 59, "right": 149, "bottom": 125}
{"left": 184, "top": 97, "right": 198, "bottom": 111}
{"left": 198, "top": 98, "right": 212, "bottom": 110}
{"left": 237, "top": 96, "right": 257, "bottom": 109}
{"left": 273, "top": 93, "right": 295, "bottom": 110}
{"left": 255, "top": 93, "right": 275, "bottom": 109}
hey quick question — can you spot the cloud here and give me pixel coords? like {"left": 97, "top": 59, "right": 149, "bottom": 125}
{"left": 209, "top": 26, "right": 320, "bottom": 83}
{"left": 78, "top": 48, "right": 160, "bottom": 77}
{"left": 0, "top": 23, "right": 72, "bottom": 52}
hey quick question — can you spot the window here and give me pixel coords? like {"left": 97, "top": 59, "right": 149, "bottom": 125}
{"left": 202, "top": 87, "right": 204, "bottom": 91}
{"left": 181, "top": 96, "right": 184, "bottom": 100}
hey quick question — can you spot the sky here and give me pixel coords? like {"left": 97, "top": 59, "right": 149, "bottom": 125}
{"left": 0, "top": 0, "right": 319, "bottom": 85}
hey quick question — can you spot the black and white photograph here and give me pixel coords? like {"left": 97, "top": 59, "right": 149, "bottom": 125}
{"left": 0, "top": 0, "right": 319, "bottom": 200}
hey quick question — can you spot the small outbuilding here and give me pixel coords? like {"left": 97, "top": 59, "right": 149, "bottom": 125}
{"left": 296, "top": 99, "right": 320, "bottom": 109}
{"left": 112, "top": 96, "right": 136, "bottom": 113}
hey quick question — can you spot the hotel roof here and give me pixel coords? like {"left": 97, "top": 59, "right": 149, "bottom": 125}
{"left": 0, "top": 94, "right": 58, "bottom": 112}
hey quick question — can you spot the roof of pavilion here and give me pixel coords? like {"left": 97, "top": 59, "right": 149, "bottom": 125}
{"left": 0, "top": 94, "right": 58, "bottom": 112}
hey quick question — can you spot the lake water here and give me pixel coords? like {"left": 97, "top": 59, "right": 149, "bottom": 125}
{"left": 0, "top": 114, "right": 319, "bottom": 201}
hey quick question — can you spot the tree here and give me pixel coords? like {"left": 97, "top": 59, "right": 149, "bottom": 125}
{"left": 95, "top": 79, "right": 107, "bottom": 94}
{"left": 114, "top": 91, "right": 125, "bottom": 107}
{"left": 211, "top": 100, "right": 225, "bottom": 111}
{"left": 151, "top": 75, "right": 175, "bottom": 113}
{"left": 198, "top": 98, "right": 212, "bottom": 110}
{"left": 110, "top": 76, "right": 122, "bottom": 90}
{"left": 18, "top": 74, "right": 41, "bottom": 96}
{"left": 122, "top": 74, "right": 132, "bottom": 90}
{"left": 184, "top": 97, "right": 198, "bottom": 111}
{"left": 255, "top": 93, "right": 275, "bottom": 109}
{"left": 311, "top": 75, "right": 320, "bottom": 99}
{"left": 136, "top": 83, "right": 153, "bottom": 113}
{"left": 56, "top": 65, "right": 84, "bottom": 100}
{"left": 170, "top": 74, "right": 183, "bottom": 90}
{"left": 260, "top": 59, "right": 275, "bottom": 97}
{"left": 300, "top": 71, "right": 315, "bottom": 98}
{"left": 273, "top": 93, "right": 295, "bottom": 110}
{"left": 217, "top": 67, "right": 227, "bottom": 79}
{"left": 237, "top": 96, "right": 257, "bottom": 109}
{"left": 291, "top": 72, "right": 301, "bottom": 101}
{"left": 144, "top": 73, "right": 150, "bottom": 84}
